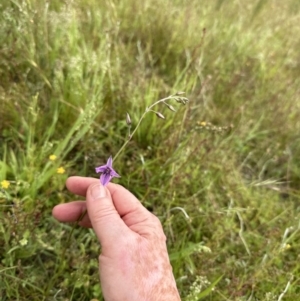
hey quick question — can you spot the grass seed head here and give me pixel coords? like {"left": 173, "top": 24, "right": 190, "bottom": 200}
{"left": 164, "top": 102, "right": 176, "bottom": 112}
{"left": 174, "top": 96, "right": 189, "bottom": 105}
{"left": 156, "top": 112, "right": 166, "bottom": 119}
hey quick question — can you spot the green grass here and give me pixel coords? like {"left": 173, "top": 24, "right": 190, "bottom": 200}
{"left": 1, "top": 0, "right": 300, "bottom": 300}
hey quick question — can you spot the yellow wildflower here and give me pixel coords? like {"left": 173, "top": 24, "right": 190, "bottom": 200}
{"left": 49, "top": 154, "right": 57, "bottom": 161}
{"left": 199, "top": 121, "right": 207, "bottom": 126}
{"left": 1, "top": 180, "right": 10, "bottom": 189}
{"left": 57, "top": 167, "right": 65, "bottom": 174}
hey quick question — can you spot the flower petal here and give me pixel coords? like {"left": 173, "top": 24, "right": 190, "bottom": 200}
{"left": 110, "top": 170, "right": 121, "bottom": 178}
{"left": 95, "top": 165, "right": 107, "bottom": 173}
{"left": 100, "top": 173, "right": 112, "bottom": 186}
{"left": 106, "top": 156, "right": 113, "bottom": 168}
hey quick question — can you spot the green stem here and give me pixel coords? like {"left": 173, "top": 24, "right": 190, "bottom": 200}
{"left": 113, "top": 94, "right": 175, "bottom": 162}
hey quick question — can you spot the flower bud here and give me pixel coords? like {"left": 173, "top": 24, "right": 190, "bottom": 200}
{"left": 156, "top": 112, "right": 165, "bottom": 119}
{"left": 126, "top": 112, "right": 132, "bottom": 126}
{"left": 165, "top": 103, "right": 176, "bottom": 112}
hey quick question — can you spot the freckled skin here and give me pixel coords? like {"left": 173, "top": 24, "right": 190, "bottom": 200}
{"left": 99, "top": 217, "right": 181, "bottom": 301}
{"left": 132, "top": 236, "right": 179, "bottom": 301}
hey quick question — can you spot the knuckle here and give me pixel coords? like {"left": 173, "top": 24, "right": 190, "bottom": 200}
{"left": 150, "top": 214, "right": 167, "bottom": 241}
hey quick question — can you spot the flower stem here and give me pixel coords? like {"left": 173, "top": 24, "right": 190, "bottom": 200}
{"left": 113, "top": 95, "right": 175, "bottom": 162}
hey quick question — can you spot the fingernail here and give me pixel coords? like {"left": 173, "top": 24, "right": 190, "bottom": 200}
{"left": 90, "top": 183, "right": 107, "bottom": 200}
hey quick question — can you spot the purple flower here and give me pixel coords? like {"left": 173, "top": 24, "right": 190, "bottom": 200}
{"left": 95, "top": 156, "right": 120, "bottom": 186}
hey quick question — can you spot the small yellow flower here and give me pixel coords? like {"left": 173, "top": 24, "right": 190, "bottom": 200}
{"left": 1, "top": 180, "right": 10, "bottom": 189}
{"left": 199, "top": 121, "right": 207, "bottom": 126}
{"left": 49, "top": 154, "right": 57, "bottom": 161}
{"left": 57, "top": 167, "right": 65, "bottom": 174}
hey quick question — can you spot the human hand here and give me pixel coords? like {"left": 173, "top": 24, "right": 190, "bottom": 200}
{"left": 52, "top": 176, "right": 181, "bottom": 301}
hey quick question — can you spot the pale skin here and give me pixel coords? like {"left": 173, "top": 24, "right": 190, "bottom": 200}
{"left": 52, "top": 176, "right": 181, "bottom": 301}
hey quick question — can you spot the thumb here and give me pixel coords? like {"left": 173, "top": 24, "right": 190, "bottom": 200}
{"left": 86, "top": 183, "right": 128, "bottom": 248}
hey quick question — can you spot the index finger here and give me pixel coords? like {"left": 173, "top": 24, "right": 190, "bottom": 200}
{"left": 66, "top": 176, "right": 150, "bottom": 219}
